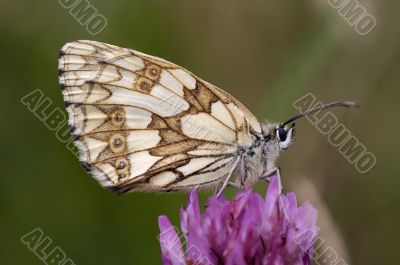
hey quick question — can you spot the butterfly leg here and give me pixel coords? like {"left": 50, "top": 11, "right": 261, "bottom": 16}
{"left": 228, "top": 181, "right": 241, "bottom": 189}
{"left": 260, "top": 167, "right": 283, "bottom": 193}
{"left": 215, "top": 157, "right": 240, "bottom": 197}
{"left": 260, "top": 167, "right": 281, "bottom": 182}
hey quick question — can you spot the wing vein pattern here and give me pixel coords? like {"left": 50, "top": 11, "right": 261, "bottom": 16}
{"left": 59, "top": 40, "right": 261, "bottom": 193}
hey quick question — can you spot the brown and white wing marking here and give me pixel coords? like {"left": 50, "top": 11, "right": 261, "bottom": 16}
{"left": 59, "top": 40, "right": 261, "bottom": 193}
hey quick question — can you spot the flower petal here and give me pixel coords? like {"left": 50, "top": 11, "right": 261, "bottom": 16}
{"left": 184, "top": 190, "right": 218, "bottom": 265}
{"left": 158, "top": 216, "right": 185, "bottom": 265}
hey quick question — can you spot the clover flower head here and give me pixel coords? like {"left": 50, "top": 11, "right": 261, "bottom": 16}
{"left": 159, "top": 176, "right": 319, "bottom": 265}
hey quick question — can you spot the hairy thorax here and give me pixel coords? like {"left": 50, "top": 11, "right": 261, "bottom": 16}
{"left": 234, "top": 123, "right": 281, "bottom": 188}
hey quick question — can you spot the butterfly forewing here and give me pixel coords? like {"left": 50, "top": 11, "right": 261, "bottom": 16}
{"left": 59, "top": 40, "right": 261, "bottom": 193}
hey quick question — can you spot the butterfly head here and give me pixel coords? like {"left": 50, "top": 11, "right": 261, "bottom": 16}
{"left": 275, "top": 123, "right": 295, "bottom": 150}
{"left": 261, "top": 100, "right": 359, "bottom": 153}
{"left": 259, "top": 123, "right": 295, "bottom": 153}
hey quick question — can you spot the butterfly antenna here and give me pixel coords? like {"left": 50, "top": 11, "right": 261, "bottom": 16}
{"left": 281, "top": 101, "right": 359, "bottom": 127}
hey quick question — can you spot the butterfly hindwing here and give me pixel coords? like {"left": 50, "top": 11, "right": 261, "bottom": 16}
{"left": 59, "top": 40, "right": 260, "bottom": 193}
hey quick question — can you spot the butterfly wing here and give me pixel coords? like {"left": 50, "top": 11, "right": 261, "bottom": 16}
{"left": 59, "top": 40, "right": 261, "bottom": 193}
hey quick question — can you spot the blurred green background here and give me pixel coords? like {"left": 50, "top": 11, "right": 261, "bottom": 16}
{"left": 1, "top": 0, "right": 399, "bottom": 264}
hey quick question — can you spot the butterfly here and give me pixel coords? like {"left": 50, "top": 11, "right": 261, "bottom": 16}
{"left": 58, "top": 40, "right": 357, "bottom": 195}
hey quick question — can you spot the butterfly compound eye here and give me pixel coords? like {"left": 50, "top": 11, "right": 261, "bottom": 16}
{"left": 276, "top": 127, "right": 288, "bottom": 142}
